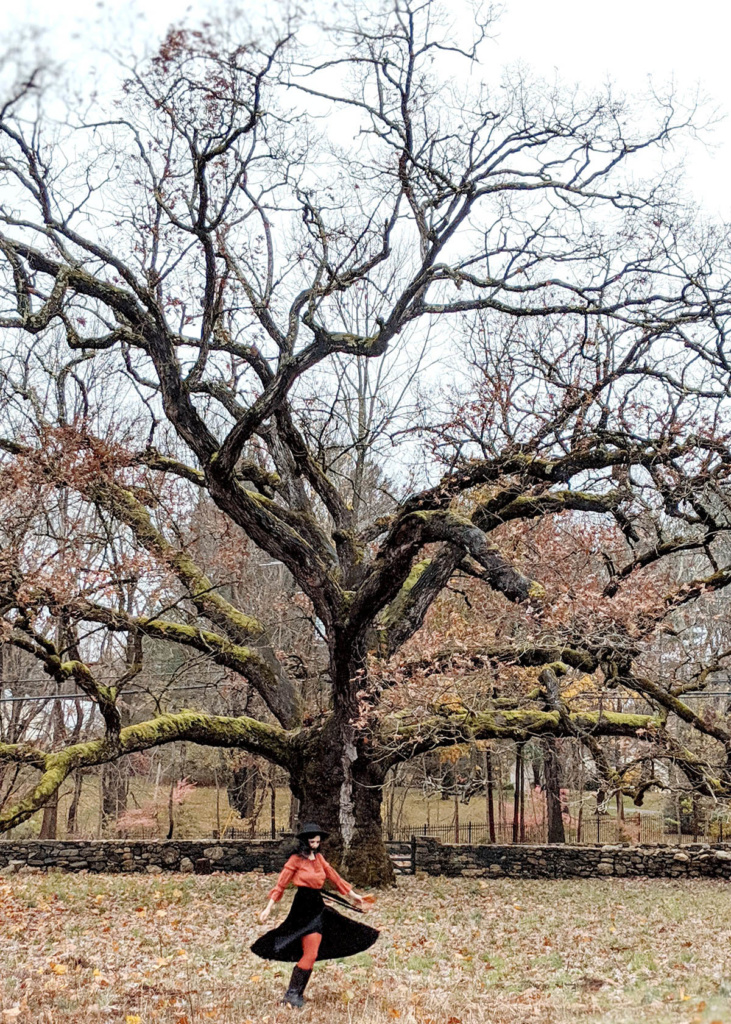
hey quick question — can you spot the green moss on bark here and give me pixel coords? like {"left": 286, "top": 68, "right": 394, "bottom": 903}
{"left": 380, "top": 558, "right": 432, "bottom": 628}
{"left": 0, "top": 710, "right": 293, "bottom": 835}
{"left": 0, "top": 759, "right": 71, "bottom": 832}
{"left": 385, "top": 708, "right": 662, "bottom": 761}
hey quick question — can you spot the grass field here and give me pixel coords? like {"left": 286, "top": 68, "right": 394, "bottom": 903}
{"left": 0, "top": 873, "right": 729, "bottom": 1024}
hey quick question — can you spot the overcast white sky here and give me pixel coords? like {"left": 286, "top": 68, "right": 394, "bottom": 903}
{"left": 5, "top": 0, "right": 731, "bottom": 216}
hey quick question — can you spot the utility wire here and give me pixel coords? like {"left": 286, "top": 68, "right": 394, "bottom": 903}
{"left": 1, "top": 685, "right": 730, "bottom": 707}
{"left": 0, "top": 683, "right": 222, "bottom": 703}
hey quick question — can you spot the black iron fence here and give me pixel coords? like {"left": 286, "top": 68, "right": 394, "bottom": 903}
{"left": 212, "top": 814, "right": 731, "bottom": 846}
{"left": 384, "top": 814, "right": 730, "bottom": 846}
{"left": 222, "top": 827, "right": 292, "bottom": 840}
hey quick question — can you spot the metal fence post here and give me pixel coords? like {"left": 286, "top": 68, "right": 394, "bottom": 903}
{"left": 410, "top": 834, "right": 417, "bottom": 875}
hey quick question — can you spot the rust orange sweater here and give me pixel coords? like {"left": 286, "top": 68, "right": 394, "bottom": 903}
{"left": 267, "top": 852, "right": 352, "bottom": 903}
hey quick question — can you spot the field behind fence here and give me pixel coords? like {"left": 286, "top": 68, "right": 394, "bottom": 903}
{"left": 3, "top": 777, "right": 725, "bottom": 847}
{"left": 224, "top": 810, "right": 727, "bottom": 846}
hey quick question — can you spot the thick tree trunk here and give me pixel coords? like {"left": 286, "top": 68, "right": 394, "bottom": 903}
{"left": 291, "top": 719, "right": 347, "bottom": 855}
{"left": 543, "top": 737, "right": 566, "bottom": 843}
{"left": 344, "top": 759, "right": 395, "bottom": 887}
{"left": 291, "top": 717, "right": 395, "bottom": 887}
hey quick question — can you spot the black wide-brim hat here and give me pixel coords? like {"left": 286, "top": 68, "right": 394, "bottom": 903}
{"left": 297, "top": 822, "right": 330, "bottom": 840}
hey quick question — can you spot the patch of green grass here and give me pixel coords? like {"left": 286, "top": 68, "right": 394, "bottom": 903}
{"left": 340, "top": 952, "right": 374, "bottom": 968}
{"left": 531, "top": 951, "right": 565, "bottom": 970}
{"left": 629, "top": 950, "right": 658, "bottom": 971}
{"left": 405, "top": 955, "right": 435, "bottom": 972}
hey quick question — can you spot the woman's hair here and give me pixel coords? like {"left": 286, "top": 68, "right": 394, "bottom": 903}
{"left": 296, "top": 835, "right": 320, "bottom": 858}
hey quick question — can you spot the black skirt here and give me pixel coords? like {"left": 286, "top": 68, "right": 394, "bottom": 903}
{"left": 251, "top": 887, "right": 379, "bottom": 963}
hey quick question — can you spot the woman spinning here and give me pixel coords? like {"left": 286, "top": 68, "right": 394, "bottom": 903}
{"left": 252, "top": 822, "right": 379, "bottom": 1007}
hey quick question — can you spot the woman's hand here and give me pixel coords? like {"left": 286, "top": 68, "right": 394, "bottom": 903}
{"left": 259, "top": 898, "right": 275, "bottom": 924}
{"left": 350, "top": 891, "right": 366, "bottom": 909}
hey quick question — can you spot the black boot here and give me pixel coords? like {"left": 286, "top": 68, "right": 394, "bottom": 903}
{"left": 281, "top": 965, "right": 312, "bottom": 1008}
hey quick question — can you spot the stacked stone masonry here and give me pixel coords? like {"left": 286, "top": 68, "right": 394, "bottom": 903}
{"left": 0, "top": 840, "right": 289, "bottom": 874}
{"left": 404, "top": 838, "right": 731, "bottom": 878}
{"left": 1, "top": 838, "right": 730, "bottom": 878}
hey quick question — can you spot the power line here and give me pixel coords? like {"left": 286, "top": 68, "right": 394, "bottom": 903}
{"left": 1, "top": 676, "right": 119, "bottom": 685}
{"left": 586, "top": 693, "right": 731, "bottom": 699}
{"left": 672, "top": 693, "right": 731, "bottom": 698}
{"left": 1, "top": 684, "right": 730, "bottom": 707}
{"left": 0, "top": 682, "right": 223, "bottom": 704}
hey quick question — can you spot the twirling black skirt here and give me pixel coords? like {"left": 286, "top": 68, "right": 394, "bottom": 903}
{"left": 250, "top": 887, "right": 379, "bottom": 963}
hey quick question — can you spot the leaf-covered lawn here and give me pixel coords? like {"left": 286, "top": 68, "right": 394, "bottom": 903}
{"left": 0, "top": 872, "right": 729, "bottom": 1024}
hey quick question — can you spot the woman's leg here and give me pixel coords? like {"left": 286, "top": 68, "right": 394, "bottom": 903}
{"left": 282, "top": 933, "right": 321, "bottom": 1006}
{"left": 298, "top": 932, "right": 322, "bottom": 970}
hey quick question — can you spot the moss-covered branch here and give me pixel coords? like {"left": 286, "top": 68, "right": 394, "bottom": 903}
{"left": 0, "top": 761, "right": 73, "bottom": 833}
{"left": 472, "top": 488, "right": 624, "bottom": 532}
{"left": 617, "top": 673, "right": 731, "bottom": 746}
{"left": 88, "top": 481, "right": 303, "bottom": 728}
{"left": 76, "top": 602, "right": 298, "bottom": 720}
{"left": 0, "top": 742, "right": 48, "bottom": 770}
{"left": 8, "top": 623, "right": 121, "bottom": 738}
{"left": 0, "top": 710, "right": 294, "bottom": 834}
{"left": 382, "top": 707, "right": 662, "bottom": 765}
{"left": 119, "top": 710, "right": 293, "bottom": 765}
{"left": 376, "top": 547, "right": 464, "bottom": 657}
{"left": 372, "top": 489, "right": 622, "bottom": 658}
{"left": 130, "top": 449, "right": 207, "bottom": 487}
{"left": 662, "top": 564, "right": 731, "bottom": 615}
{"left": 91, "top": 481, "right": 264, "bottom": 638}
{"left": 401, "top": 443, "right": 720, "bottom": 516}
{"left": 381, "top": 693, "right": 731, "bottom": 801}
{"left": 603, "top": 537, "right": 711, "bottom": 597}
{"left": 395, "top": 642, "right": 599, "bottom": 681}
{"left": 350, "top": 508, "right": 542, "bottom": 642}
{"left": 131, "top": 446, "right": 281, "bottom": 497}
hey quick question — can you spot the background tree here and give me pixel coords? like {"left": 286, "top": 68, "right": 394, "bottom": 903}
{"left": 2, "top": 0, "right": 731, "bottom": 883}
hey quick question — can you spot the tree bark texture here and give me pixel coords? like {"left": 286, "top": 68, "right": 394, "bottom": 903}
{"left": 543, "top": 737, "right": 566, "bottom": 844}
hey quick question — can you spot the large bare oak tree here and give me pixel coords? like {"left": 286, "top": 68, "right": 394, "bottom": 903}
{"left": 3, "top": 1, "right": 731, "bottom": 882}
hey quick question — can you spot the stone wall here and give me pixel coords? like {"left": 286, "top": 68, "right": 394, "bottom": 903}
{"left": 0, "top": 839, "right": 293, "bottom": 874}
{"left": 401, "top": 837, "right": 731, "bottom": 879}
{"left": 2, "top": 837, "right": 731, "bottom": 879}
